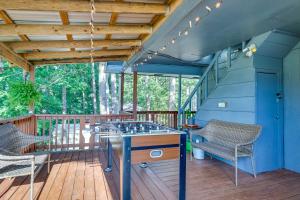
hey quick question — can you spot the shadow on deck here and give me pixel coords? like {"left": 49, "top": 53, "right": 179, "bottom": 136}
{"left": 1, "top": 150, "right": 300, "bottom": 200}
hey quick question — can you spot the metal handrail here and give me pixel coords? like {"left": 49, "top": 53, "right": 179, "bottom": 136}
{"left": 180, "top": 51, "right": 222, "bottom": 111}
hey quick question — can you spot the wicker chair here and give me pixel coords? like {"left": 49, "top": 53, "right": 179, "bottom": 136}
{"left": 191, "top": 119, "right": 262, "bottom": 186}
{"left": 0, "top": 123, "right": 51, "bottom": 200}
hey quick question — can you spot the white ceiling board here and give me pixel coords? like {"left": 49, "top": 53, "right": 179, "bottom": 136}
{"left": 27, "top": 35, "right": 67, "bottom": 41}
{"left": 117, "top": 13, "right": 154, "bottom": 24}
{"left": 0, "top": 36, "right": 21, "bottom": 41}
{"left": 73, "top": 34, "right": 106, "bottom": 40}
{"left": 6, "top": 10, "right": 61, "bottom": 23}
{"left": 111, "top": 34, "right": 140, "bottom": 39}
{"left": 68, "top": 12, "right": 111, "bottom": 24}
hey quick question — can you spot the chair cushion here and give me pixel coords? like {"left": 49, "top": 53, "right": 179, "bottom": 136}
{"left": 193, "top": 142, "right": 251, "bottom": 161}
{"left": 0, "top": 153, "right": 48, "bottom": 179}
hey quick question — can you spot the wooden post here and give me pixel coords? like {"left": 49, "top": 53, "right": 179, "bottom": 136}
{"left": 29, "top": 65, "right": 35, "bottom": 82}
{"left": 133, "top": 71, "right": 138, "bottom": 120}
{"left": 120, "top": 72, "right": 125, "bottom": 112}
{"left": 177, "top": 74, "right": 182, "bottom": 129}
{"left": 29, "top": 66, "right": 35, "bottom": 114}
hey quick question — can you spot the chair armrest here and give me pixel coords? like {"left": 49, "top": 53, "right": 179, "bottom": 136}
{"left": 190, "top": 128, "right": 206, "bottom": 138}
{"left": 34, "top": 135, "right": 50, "bottom": 143}
{"left": 0, "top": 152, "right": 34, "bottom": 161}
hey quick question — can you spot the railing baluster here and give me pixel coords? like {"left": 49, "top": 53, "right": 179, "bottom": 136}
{"left": 55, "top": 117, "right": 58, "bottom": 151}
{"left": 67, "top": 117, "right": 70, "bottom": 150}
{"left": 73, "top": 117, "right": 76, "bottom": 150}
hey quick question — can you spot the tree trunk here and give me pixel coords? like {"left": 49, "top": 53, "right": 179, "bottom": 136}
{"left": 62, "top": 86, "right": 67, "bottom": 114}
{"left": 91, "top": 62, "right": 97, "bottom": 114}
{"left": 99, "top": 62, "right": 108, "bottom": 114}
{"left": 110, "top": 73, "right": 119, "bottom": 114}
{"left": 106, "top": 73, "right": 111, "bottom": 114}
{"left": 145, "top": 76, "right": 151, "bottom": 111}
{"left": 82, "top": 91, "right": 86, "bottom": 114}
{"left": 169, "top": 77, "right": 176, "bottom": 111}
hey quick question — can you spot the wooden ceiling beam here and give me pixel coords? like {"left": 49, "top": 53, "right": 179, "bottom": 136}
{"left": 0, "top": 24, "right": 152, "bottom": 36}
{"left": 59, "top": 11, "right": 74, "bottom": 51}
{"left": 103, "top": 0, "right": 123, "bottom": 49}
{"left": 33, "top": 56, "right": 128, "bottom": 66}
{"left": 0, "top": 1, "right": 169, "bottom": 14}
{"left": 0, "top": 10, "right": 30, "bottom": 41}
{"left": 6, "top": 40, "right": 141, "bottom": 51}
{"left": 24, "top": 49, "right": 132, "bottom": 60}
{"left": 0, "top": 42, "right": 31, "bottom": 70}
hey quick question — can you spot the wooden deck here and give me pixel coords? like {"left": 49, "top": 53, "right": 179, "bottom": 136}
{"left": 1, "top": 150, "right": 300, "bottom": 200}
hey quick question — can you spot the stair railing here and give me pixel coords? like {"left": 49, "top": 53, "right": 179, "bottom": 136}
{"left": 178, "top": 45, "right": 243, "bottom": 128}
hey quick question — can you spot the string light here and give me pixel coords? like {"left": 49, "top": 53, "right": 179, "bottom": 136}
{"left": 205, "top": 6, "right": 212, "bottom": 12}
{"left": 133, "top": 0, "right": 223, "bottom": 67}
{"left": 189, "top": 20, "right": 192, "bottom": 28}
{"left": 215, "top": 0, "right": 222, "bottom": 8}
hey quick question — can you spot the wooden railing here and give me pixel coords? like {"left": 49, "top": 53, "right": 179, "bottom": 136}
{"left": 0, "top": 115, "right": 37, "bottom": 152}
{"left": 136, "top": 111, "right": 178, "bottom": 128}
{"left": 0, "top": 111, "right": 197, "bottom": 152}
{"left": 35, "top": 114, "right": 133, "bottom": 151}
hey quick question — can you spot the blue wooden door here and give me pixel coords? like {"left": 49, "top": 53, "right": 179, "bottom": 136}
{"left": 256, "top": 72, "right": 282, "bottom": 172}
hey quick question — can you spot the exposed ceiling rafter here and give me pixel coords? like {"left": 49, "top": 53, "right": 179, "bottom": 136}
{"left": 0, "top": 24, "right": 152, "bottom": 36}
{"left": 0, "top": 0, "right": 169, "bottom": 14}
{"left": 6, "top": 39, "right": 141, "bottom": 51}
{"left": 24, "top": 49, "right": 132, "bottom": 60}
{"left": 33, "top": 56, "right": 128, "bottom": 66}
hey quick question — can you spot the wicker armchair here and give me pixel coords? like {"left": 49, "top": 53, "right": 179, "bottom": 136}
{"left": 0, "top": 123, "right": 51, "bottom": 200}
{"left": 191, "top": 119, "right": 261, "bottom": 186}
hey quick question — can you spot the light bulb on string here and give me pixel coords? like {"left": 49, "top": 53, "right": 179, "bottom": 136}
{"left": 205, "top": 6, "right": 212, "bottom": 12}
{"left": 160, "top": 46, "right": 166, "bottom": 51}
{"left": 184, "top": 30, "right": 189, "bottom": 36}
{"left": 195, "top": 16, "right": 200, "bottom": 23}
{"left": 171, "top": 39, "right": 175, "bottom": 44}
{"left": 189, "top": 20, "right": 192, "bottom": 28}
{"left": 154, "top": 51, "right": 158, "bottom": 55}
{"left": 215, "top": 0, "right": 222, "bottom": 8}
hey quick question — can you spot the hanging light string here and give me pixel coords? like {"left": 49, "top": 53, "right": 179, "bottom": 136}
{"left": 90, "top": 0, "right": 96, "bottom": 65}
{"left": 133, "top": 0, "right": 223, "bottom": 67}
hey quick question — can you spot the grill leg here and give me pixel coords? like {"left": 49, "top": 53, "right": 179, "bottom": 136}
{"left": 121, "top": 137, "right": 131, "bottom": 200}
{"left": 179, "top": 134, "right": 186, "bottom": 200}
{"left": 105, "top": 139, "right": 112, "bottom": 172}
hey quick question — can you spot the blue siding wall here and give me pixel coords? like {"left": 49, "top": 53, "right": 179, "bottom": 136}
{"left": 194, "top": 31, "right": 299, "bottom": 174}
{"left": 195, "top": 55, "right": 257, "bottom": 173}
{"left": 283, "top": 42, "right": 300, "bottom": 173}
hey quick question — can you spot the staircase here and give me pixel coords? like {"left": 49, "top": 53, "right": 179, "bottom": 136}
{"left": 178, "top": 44, "right": 244, "bottom": 127}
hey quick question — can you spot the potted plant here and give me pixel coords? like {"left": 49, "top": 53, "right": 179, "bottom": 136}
{"left": 8, "top": 81, "right": 41, "bottom": 114}
{"left": 185, "top": 109, "right": 195, "bottom": 125}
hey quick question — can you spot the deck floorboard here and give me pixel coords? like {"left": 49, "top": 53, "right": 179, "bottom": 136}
{"left": 1, "top": 150, "right": 300, "bottom": 200}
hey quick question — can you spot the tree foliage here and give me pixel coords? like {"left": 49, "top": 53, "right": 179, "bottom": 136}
{"left": 0, "top": 59, "right": 198, "bottom": 119}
